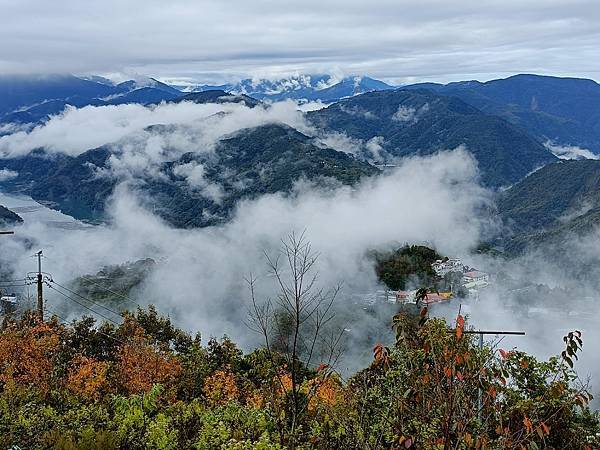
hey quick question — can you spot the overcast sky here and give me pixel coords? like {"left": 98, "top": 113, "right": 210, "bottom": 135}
{"left": 1, "top": 0, "right": 599, "bottom": 84}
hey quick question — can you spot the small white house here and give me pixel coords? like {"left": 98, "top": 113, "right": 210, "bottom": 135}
{"left": 0, "top": 294, "right": 17, "bottom": 315}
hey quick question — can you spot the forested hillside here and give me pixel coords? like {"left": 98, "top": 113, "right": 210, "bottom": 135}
{"left": 0, "top": 124, "right": 378, "bottom": 226}
{"left": 498, "top": 159, "right": 600, "bottom": 253}
{"left": 308, "top": 89, "right": 556, "bottom": 187}
{"left": 403, "top": 74, "right": 600, "bottom": 154}
{"left": 373, "top": 245, "right": 442, "bottom": 290}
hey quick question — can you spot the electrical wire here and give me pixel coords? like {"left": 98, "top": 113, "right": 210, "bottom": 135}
{"left": 45, "top": 283, "right": 121, "bottom": 326}
{"left": 48, "top": 280, "right": 123, "bottom": 318}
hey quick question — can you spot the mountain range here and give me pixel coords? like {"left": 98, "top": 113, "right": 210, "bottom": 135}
{"left": 0, "top": 74, "right": 393, "bottom": 128}
{"left": 192, "top": 75, "right": 394, "bottom": 102}
{"left": 402, "top": 74, "right": 600, "bottom": 154}
{"left": 0, "top": 124, "right": 377, "bottom": 227}
{"left": 308, "top": 89, "right": 556, "bottom": 187}
{"left": 1, "top": 72, "right": 600, "bottom": 239}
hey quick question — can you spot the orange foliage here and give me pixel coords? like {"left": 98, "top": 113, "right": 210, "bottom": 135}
{"left": 0, "top": 322, "right": 61, "bottom": 393}
{"left": 66, "top": 354, "right": 110, "bottom": 399}
{"left": 245, "top": 389, "right": 265, "bottom": 409}
{"left": 202, "top": 369, "right": 239, "bottom": 406}
{"left": 308, "top": 377, "right": 343, "bottom": 411}
{"left": 116, "top": 324, "right": 182, "bottom": 396}
{"left": 455, "top": 314, "right": 465, "bottom": 340}
{"left": 277, "top": 371, "right": 293, "bottom": 394}
{"left": 373, "top": 343, "right": 391, "bottom": 369}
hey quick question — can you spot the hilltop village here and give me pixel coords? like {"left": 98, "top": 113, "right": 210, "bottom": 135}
{"left": 376, "top": 257, "right": 490, "bottom": 306}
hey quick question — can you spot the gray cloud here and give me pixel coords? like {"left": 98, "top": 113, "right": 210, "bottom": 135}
{"left": 0, "top": 1, "right": 599, "bottom": 83}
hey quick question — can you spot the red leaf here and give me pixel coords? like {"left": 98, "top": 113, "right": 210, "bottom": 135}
{"left": 316, "top": 363, "right": 329, "bottom": 373}
{"left": 456, "top": 314, "right": 465, "bottom": 340}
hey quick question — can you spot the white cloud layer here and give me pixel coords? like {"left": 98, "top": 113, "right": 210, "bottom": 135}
{"left": 0, "top": 168, "right": 18, "bottom": 181}
{"left": 545, "top": 141, "right": 599, "bottom": 160}
{"left": 0, "top": 101, "right": 313, "bottom": 158}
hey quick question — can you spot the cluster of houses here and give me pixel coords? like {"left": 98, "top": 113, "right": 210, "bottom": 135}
{"left": 380, "top": 257, "right": 490, "bottom": 306}
{"left": 432, "top": 258, "right": 489, "bottom": 292}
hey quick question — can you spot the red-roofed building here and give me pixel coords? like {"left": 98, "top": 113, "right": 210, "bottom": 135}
{"left": 396, "top": 290, "right": 452, "bottom": 305}
{"left": 462, "top": 271, "right": 489, "bottom": 284}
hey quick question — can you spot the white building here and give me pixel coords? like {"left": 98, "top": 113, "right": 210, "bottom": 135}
{"left": 432, "top": 258, "right": 464, "bottom": 277}
{"left": 0, "top": 294, "right": 17, "bottom": 315}
{"left": 462, "top": 270, "right": 490, "bottom": 284}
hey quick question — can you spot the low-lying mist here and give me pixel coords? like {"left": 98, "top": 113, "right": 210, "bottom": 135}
{"left": 0, "top": 99, "right": 599, "bottom": 404}
{"left": 1, "top": 149, "right": 486, "bottom": 335}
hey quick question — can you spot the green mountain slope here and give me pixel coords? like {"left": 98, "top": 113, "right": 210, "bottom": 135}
{"left": 0, "top": 205, "right": 23, "bottom": 226}
{"left": 308, "top": 89, "right": 556, "bottom": 187}
{"left": 0, "top": 124, "right": 377, "bottom": 227}
{"left": 498, "top": 159, "right": 600, "bottom": 253}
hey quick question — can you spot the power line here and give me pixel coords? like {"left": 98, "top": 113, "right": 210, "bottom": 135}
{"left": 45, "top": 283, "right": 121, "bottom": 326}
{"left": 48, "top": 279, "right": 123, "bottom": 318}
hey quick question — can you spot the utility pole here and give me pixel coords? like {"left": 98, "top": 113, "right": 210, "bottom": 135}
{"left": 464, "top": 330, "right": 525, "bottom": 422}
{"left": 36, "top": 250, "right": 43, "bottom": 322}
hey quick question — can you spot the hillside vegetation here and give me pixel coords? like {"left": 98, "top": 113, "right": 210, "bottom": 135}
{"left": 373, "top": 245, "right": 442, "bottom": 290}
{"left": 0, "top": 304, "right": 596, "bottom": 449}
{"left": 498, "top": 159, "right": 600, "bottom": 253}
{"left": 403, "top": 74, "right": 600, "bottom": 154}
{"left": 0, "top": 204, "right": 23, "bottom": 226}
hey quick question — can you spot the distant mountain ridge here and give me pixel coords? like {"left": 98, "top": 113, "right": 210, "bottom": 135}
{"left": 172, "top": 90, "right": 260, "bottom": 107}
{"left": 402, "top": 74, "right": 600, "bottom": 154}
{"left": 0, "top": 74, "right": 393, "bottom": 127}
{"left": 498, "top": 159, "right": 600, "bottom": 253}
{"left": 308, "top": 88, "right": 557, "bottom": 187}
{"left": 188, "top": 75, "right": 394, "bottom": 102}
{"left": 0, "top": 74, "right": 183, "bottom": 126}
